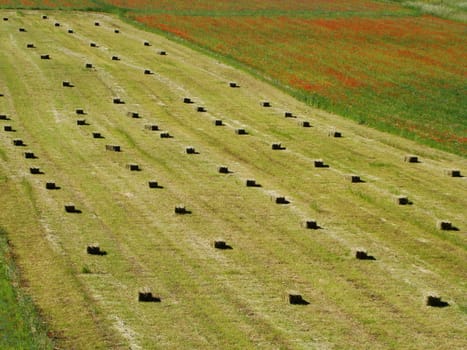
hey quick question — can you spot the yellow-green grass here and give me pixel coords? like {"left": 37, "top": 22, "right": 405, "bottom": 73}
{"left": 0, "top": 11, "right": 466, "bottom": 349}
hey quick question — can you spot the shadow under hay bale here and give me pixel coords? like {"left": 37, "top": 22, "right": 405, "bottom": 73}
{"left": 196, "top": 106, "right": 206, "bottom": 112}
{"left": 160, "top": 132, "right": 172, "bottom": 138}
{"left": 62, "top": 81, "right": 74, "bottom": 87}
{"left": 127, "top": 112, "right": 140, "bottom": 118}
{"left": 346, "top": 174, "right": 364, "bottom": 183}
{"left": 3, "top": 17, "right": 8, "bottom": 21}
{"left": 404, "top": 155, "right": 419, "bottom": 163}
{"left": 92, "top": 132, "right": 103, "bottom": 139}
{"left": 13, "top": 139, "right": 25, "bottom": 146}
{"left": 218, "top": 166, "right": 231, "bottom": 174}
{"left": 305, "top": 220, "right": 321, "bottom": 230}
{"left": 85, "top": 63, "right": 93, "bottom": 68}
{"left": 87, "top": 245, "right": 107, "bottom": 256}
{"left": 42, "top": 15, "right": 47, "bottom": 19}
{"left": 214, "top": 119, "right": 223, "bottom": 126}
{"left": 76, "top": 119, "right": 88, "bottom": 126}
{"left": 26, "top": 43, "right": 35, "bottom": 48}
{"left": 75, "top": 108, "right": 86, "bottom": 115}
{"left": 54, "top": 22, "right": 60, "bottom": 27}
{"left": 94, "top": 21, "right": 100, "bottom": 26}
{"left": 24, "top": 151, "right": 37, "bottom": 159}
{"left": 143, "top": 41, "right": 151, "bottom": 46}
{"left": 19, "top": 28, "right": 26, "bottom": 32}
{"left": 301, "top": 121, "right": 311, "bottom": 127}
{"left": 45, "top": 182, "right": 60, "bottom": 190}
{"left": 355, "top": 251, "right": 376, "bottom": 260}
{"left": 288, "top": 292, "right": 309, "bottom": 305}
{"left": 214, "top": 240, "right": 232, "bottom": 250}
{"left": 40, "top": 54, "right": 50, "bottom": 60}
{"left": 64, "top": 204, "right": 81, "bottom": 213}
{"left": 29, "top": 167, "right": 43, "bottom": 175}
{"left": 111, "top": 55, "right": 120, "bottom": 61}
{"left": 144, "top": 124, "right": 159, "bottom": 131}
{"left": 148, "top": 181, "right": 162, "bottom": 189}
{"left": 395, "top": 196, "right": 412, "bottom": 205}
{"left": 284, "top": 112, "right": 296, "bottom": 118}
{"left": 272, "top": 143, "right": 286, "bottom": 150}
{"left": 246, "top": 179, "right": 261, "bottom": 187}
{"left": 114, "top": 29, "right": 119, "bottom": 33}
{"left": 126, "top": 163, "right": 140, "bottom": 171}
{"left": 229, "top": 82, "right": 239, "bottom": 88}
{"left": 275, "top": 196, "right": 290, "bottom": 204}
{"left": 426, "top": 296, "right": 449, "bottom": 307}
{"left": 113, "top": 98, "right": 124, "bottom": 104}
{"left": 138, "top": 289, "right": 160, "bottom": 302}
{"left": 90, "top": 42, "right": 97, "bottom": 47}
{"left": 3, "top": 125, "right": 15, "bottom": 132}
{"left": 174, "top": 206, "right": 191, "bottom": 214}
{"left": 437, "top": 220, "right": 458, "bottom": 231}
{"left": 183, "top": 97, "right": 193, "bottom": 104}
{"left": 0, "top": 114, "right": 9, "bottom": 120}
{"left": 314, "top": 159, "right": 329, "bottom": 168}
{"left": 444, "top": 169, "right": 462, "bottom": 177}
{"left": 159, "top": 51, "right": 167, "bottom": 55}
{"left": 185, "top": 147, "right": 198, "bottom": 154}
{"left": 329, "top": 130, "right": 342, "bottom": 138}
{"left": 144, "top": 69, "right": 153, "bottom": 75}
{"left": 105, "top": 144, "right": 121, "bottom": 152}
{"left": 261, "top": 101, "right": 271, "bottom": 107}
{"left": 235, "top": 128, "right": 248, "bottom": 135}
{"left": 67, "top": 29, "right": 73, "bottom": 33}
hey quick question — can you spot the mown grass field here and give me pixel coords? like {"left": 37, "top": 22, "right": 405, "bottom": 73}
{"left": 0, "top": 10, "right": 466, "bottom": 349}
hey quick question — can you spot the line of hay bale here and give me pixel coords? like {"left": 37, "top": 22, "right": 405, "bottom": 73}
{"left": 76, "top": 108, "right": 86, "bottom": 115}
{"left": 284, "top": 112, "right": 295, "bottom": 118}
{"left": 85, "top": 63, "right": 93, "bottom": 69}
{"left": 19, "top": 28, "right": 26, "bottom": 32}
{"left": 246, "top": 179, "right": 260, "bottom": 187}
{"left": 313, "top": 159, "right": 328, "bottom": 168}
{"left": 183, "top": 97, "right": 193, "bottom": 104}
{"left": 275, "top": 196, "right": 289, "bottom": 204}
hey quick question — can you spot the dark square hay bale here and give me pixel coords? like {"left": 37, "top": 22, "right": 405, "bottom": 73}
{"left": 329, "top": 130, "right": 342, "bottom": 138}
{"left": 284, "top": 112, "right": 294, "bottom": 118}
{"left": 275, "top": 196, "right": 289, "bottom": 204}
{"left": 45, "top": 182, "right": 57, "bottom": 190}
{"left": 395, "top": 196, "right": 409, "bottom": 205}
{"left": 143, "top": 41, "right": 151, "bottom": 46}
{"left": 138, "top": 289, "right": 160, "bottom": 302}
{"left": 19, "top": 28, "right": 26, "bottom": 32}
{"left": 13, "top": 139, "right": 24, "bottom": 146}
{"left": 355, "top": 251, "right": 375, "bottom": 260}
{"left": 114, "top": 29, "right": 120, "bottom": 33}
{"left": 26, "top": 43, "right": 35, "bottom": 48}
{"left": 54, "top": 22, "right": 60, "bottom": 27}
{"left": 68, "top": 29, "right": 74, "bottom": 33}
{"left": 214, "top": 120, "right": 223, "bottom": 126}
{"left": 261, "top": 101, "right": 271, "bottom": 107}
{"left": 105, "top": 144, "right": 120, "bottom": 152}
{"left": 126, "top": 163, "right": 140, "bottom": 171}
{"left": 3, "top": 125, "right": 13, "bottom": 132}
{"left": 40, "top": 54, "right": 50, "bottom": 60}
{"left": 288, "top": 292, "right": 309, "bottom": 305}
{"left": 196, "top": 106, "right": 206, "bottom": 112}
{"left": 159, "top": 51, "right": 167, "bottom": 55}
{"left": 346, "top": 174, "right": 362, "bottom": 183}
{"left": 85, "top": 63, "right": 93, "bottom": 68}
{"left": 144, "top": 69, "right": 152, "bottom": 75}
{"left": 42, "top": 15, "right": 48, "bottom": 19}
{"left": 305, "top": 220, "right": 319, "bottom": 229}
{"left": 29, "top": 167, "right": 41, "bottom": 174}
{"left": 229, "top": 82, "right": 239, "bottom": 88}
{"left": 218, "top": 166, "right": 229, "bottom": 174}
{"left": 160, "top": 132, "right": 171, "bottom": 138}
{"left": 0, "top": 114, "right": 8, "bottom": 120}
{"left": 183, "top": 97, "right": 193, "bottom": 104}
{"left": 404, "top": 155, "right": 419, "bottom": 163}
{"left": 148, "top": 181, "right": 160, "bottom": 188}
{"left": 272, "top": 143, "right": 285, "bottom": 150}
{"left": 235, "top": 128, "right": 247, "bottom": 135}
{"left": 113, "top": 98, "right": 124, "bottom": 104}
{"left": 444, "top": 169, "right": 462, "bottom": 177}
{"left": 426, "top": 296, "right": 449, "bottom": 307}
{"left": 301, "top": 121, "right": 311, "bottom": 127}
{"left": 111, "top": 55, "right": 120, "bottom": 61}
{"left": 24, "top": 151, "right": 36, "bottom": 159}
{"left": 76, "top": 119, "right": 87, "bottom": 126}
{"left": 90, "top": 42, "right": 97, "bottom": 47}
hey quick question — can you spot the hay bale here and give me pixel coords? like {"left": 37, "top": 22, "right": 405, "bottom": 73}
{"left": 138, "top": 288, "right": 160, "bottom": 302}
{"left": 214, "top": 240, "right": 232, "bottom": 249}
{"left": 87, "top": 244, "right": 104, "bottom": 255}
{"left": 76, "top": 119, "right": 87, "bottom": 126}
{"left": 67, "top": 29, "right": 73, "bottom": 33}
{"left": 185, "top": 147, "right": 196, "bottom": 154}
{"left": 42, "top": 15, "right": 48, "bottom": 19}
{"left": 305, "top": 220, "right": 318, "bottom": 229}
{"left": 24, "top": 151, "right": 36, "bottom": 159}
{"left": 112, "top": 98, "right": 124, "bottom": 104}
{"left": 0, "top": 115, "right": 8, "bottom": 120}
{"left": 229, "top": 82, "right": 238, "bottom": 88}
{"left": 272, "top": 143, "right": 285, "bottom": 150}
{"left": 29, "top": 167, "right": 41, "bottom": 174}
{"left": 329, "top": 130, "right": 342, "bottom": 138}
{"left": 90, "top": 42, "right": 97, "bottom": 47}
{"left": 19, "top": 28, "right": 26, "bottom": 32}
{"left": 26, "top": 43, "right": 35, "bottom": 48}
{"left": 404, "top": 155, "right": 419, "bottom": 163}
{"left": 183, "top": 97, "right": 193, "bottom": 104}
{"left": 246, "top": 179, "right": 258, "bottom": 187}
{"left": 12, "top": 139, "right": 24, "bottom": 146}
{"left": 64, "top": 204, "right": 76, "bottom": 213}
{"left": 2, "top": 17, "right": 8, "bottom": 21}
{"left": 3, "top": 125, "right": 13, "bottom": 132}
{"left": 395, "top": 196, "right": 409, "bottom": 205}
{"left": 144, "top": 124, "right": 159, "bottom": 131}
{"left": 54, "top": 22, "right": 60, "bottom": 27}
{"left": 355, "top": 251, "right": 375, "bottom": 260}
{"left": 214, "top": 119, "right": 223, "bottom": 126}
{"left": 126, "top": 163, "right": 140, "bottom": 171}
{"left": 284, "top": 112, "right": 294, "bottom": 118}
{"left": 62, "top": 81, "right": 73, "bottom": 87}
{"left": 40, "top": 54, "right": 50, "bottom": 60}
{"left": 105, "top": 144, "right": 120, "bottom": 152}
{"left": 218, "top": 166, "right": 229, "bottom": 174}
{"left": 85, "top": 63, "right": 93, "bottom": 68}
{"left": 143, "top": 41, "right": 151, "bottom": 46}
{"left": 345, "top": 174, "right": 361, "bottom": 183}
{"left": 148, "top": 181, "right": 159, "bottom": 188}
{"left": 45, "top": 182, "right": 57, "bottom": 190}
{"left": 437, "top": 220, "right": 453, "bottom": 230}
{"left": 114, "top": 29, "right": 120, "bottom": 33}
{"left": 235, "top": 128, "right": 247, "bottom": 135}
{"left": 159, "top": 51, "right": 167, "bottom": 55}
{"left": 301, "top": 121, "right": 311, "bottom": 127}
{"left": 92, "top": 132, "right": 102, "bottom": 139}
{"left": 94, "top": 21, "right": 100, "bottom": 26}
{"left": 444, "top": 169, "right": 462, "bottom": 177}
{"left": 196, "top": 106, "right": 206, "bottom": 112}
{"left": 314, "top": 160, "right": 325, "bottom": 168}
{"left": 275, "top": 196, "right": 289, "bottom": 204}
{"left": 288, "top": 292, "right": 308, "bottom": 305}
{"left": 160, "top": 132, "right": 171, "bottom": 138}
{"left": 144, "top": 69, "right": 152, "bottom": 75}
{"left": 261, "top": 101, "right": 271, "bottom": 107}
{"left": 127, "top": 112, "right": 140, "bottom": 118}
{"left": 111, "top": 55, "right": 120, "bottom": 61}
{"left": 426, "top": 296, "right": 449, "bottom": 307}
{"left": 76, "top": 109, "right": 85, "bottom": 115}
{"left": 174, "top": 206, "right": 189, "bottom": 214}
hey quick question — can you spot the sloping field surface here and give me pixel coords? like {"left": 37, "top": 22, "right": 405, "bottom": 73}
{"left": 0, "top": 11, "right": 466, "bottom": 349}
